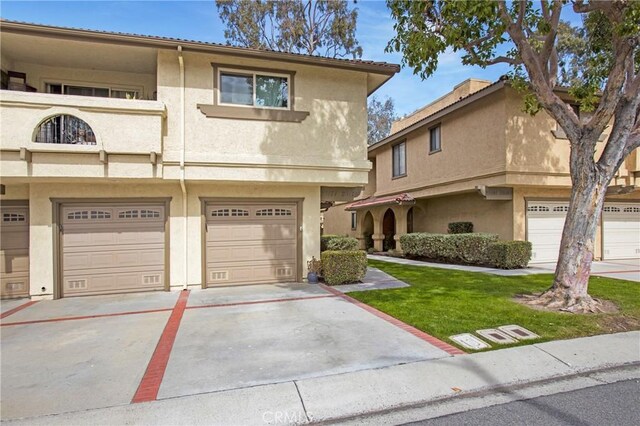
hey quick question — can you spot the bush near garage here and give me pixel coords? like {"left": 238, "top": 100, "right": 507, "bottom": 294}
{"left": 400, "top": 232, "right": 498, "bottom": 265}
{"left": 321, "top": 250, "right": 367, "bottom": 285}
{"left": 488, "top": 241, "right": 533, "bottom": 269}
{"left": 321, "top": 234, "right": 342, "bottom": 252}
{"left": 326, "top": 236, "right": 359, "bottom": 251}
{"left": 448, "top": 222, "right": 474, "bottom": 234}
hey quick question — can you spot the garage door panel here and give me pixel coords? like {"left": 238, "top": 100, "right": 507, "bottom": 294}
{"left": 61, "top": 203, "right": 166, "bottom": 297}
{"left": 603, "top": 203, "right": 640, "bottom": 260}
{"left": 205, "top": 202, "right": 298, "bottom": 286}
{"left": 527, "top": 203, "right": 567, "bottom": 263}
{"left": 1, "top": 206, "right": 30, "bottom": 299}
{"left": 64, "top": 271, "right": 164, "bottom": 297}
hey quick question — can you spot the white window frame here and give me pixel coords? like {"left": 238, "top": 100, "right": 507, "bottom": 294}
{"left": 351, "top": 212, "right": 357, "bottom": 230}
{"left": 218, "top": 67, "right": 291, "bottom": 111}
{"left": 45, "top": 80, "right": 143, "bottom": 99}
{"left": 429, "top": 125, "right": 441, "bottom": 153}
{"left": 392, "top": 141, "right": 407, "bottom": 178}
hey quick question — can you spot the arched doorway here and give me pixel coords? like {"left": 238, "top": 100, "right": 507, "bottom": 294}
{"left": 363, "top": 211, "right": 374, "bottom": 249}
{"left": 383, "top": 208, "right": 396, "bottom": 250}
{"left": 407, "top": 207, "right": 414, "bottom": 233}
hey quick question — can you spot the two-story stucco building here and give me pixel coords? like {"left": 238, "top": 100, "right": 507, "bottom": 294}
{"left": 323, "top": 78, "right": 640, "bottom": 263}
{"left": 0, "top": 20, "right": 398, "bottom": 299}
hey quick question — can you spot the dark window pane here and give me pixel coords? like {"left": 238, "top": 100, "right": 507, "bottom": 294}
{"left": 430, "top": 126, "right": 441, "bottom": 152}
{"left": 255, "top": 75, "right": 288, "bottom": 108}
{"left": 220, "top": 73, "right": 253, "bottom": 105}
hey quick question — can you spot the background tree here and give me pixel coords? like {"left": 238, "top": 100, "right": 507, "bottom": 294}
{"left": 368, "top": 95, "right": 397, "bottom": 144}
{"left": 387, "top": 0, "right": 639, "bottom": 313}
{"left": 216, "top": 0, "right": 362, "bottom": 58}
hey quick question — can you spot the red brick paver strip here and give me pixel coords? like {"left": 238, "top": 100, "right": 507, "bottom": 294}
{"left": 320, "top": 284, "right": 466, "bottom": 356}
{"left": 132, "top": 290, "right": 190, "bottom": 403}
{"left": 0, "top": 307, "right": 174, "bottom": 327}
{"left": 0, "top": 300, "right": 38, "bottom": 320}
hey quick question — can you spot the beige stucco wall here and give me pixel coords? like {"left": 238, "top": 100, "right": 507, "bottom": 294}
{"left": 373, "top": 89, "right": 507, "bottom": 197}
{"left": 322, "top": 203, "right": 357, "bottom": 237}
{"left": 157, "top": 49, "right": 370, "bottom": 185}
{"left": 2, "top": 182, "right": 319, "bottom": 299}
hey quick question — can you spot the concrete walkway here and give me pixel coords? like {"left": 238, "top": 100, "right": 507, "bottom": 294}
{"left": 4, "top": 331, "right": 638, "bottom": 425}
{"left": 368, "top": 255, "right": 640, "bottom": 282}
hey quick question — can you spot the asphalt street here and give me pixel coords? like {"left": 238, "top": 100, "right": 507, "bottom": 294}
{"left": 404, "top": 379, "right": 640, "bottom": 426}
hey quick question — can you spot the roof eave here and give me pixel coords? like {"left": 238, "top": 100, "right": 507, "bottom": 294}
{"left": 0, "top": 19, "right": 400, "bottom": 76}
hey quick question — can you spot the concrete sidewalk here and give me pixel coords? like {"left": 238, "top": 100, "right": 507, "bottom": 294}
{"left": 368, "top": 254, "right": 640, "bottom": 282}
{"left": 6, "top": 331, "right": 638, "bottom": 425}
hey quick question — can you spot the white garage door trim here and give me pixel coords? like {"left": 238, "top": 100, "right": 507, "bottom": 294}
{"left": 54, "top": 199, "right": 170, "bottom": 299}
{"left": 201, "top": 198, "right": 302, "bottom": 287}
{"left": 602, "top": 202, "right": 640, "bottom": 260}
{"left": 526, "top": 201, "right": 569, "bottom": 263}
{"left": 1, "top": 201, "right": 30, "bottom": 299}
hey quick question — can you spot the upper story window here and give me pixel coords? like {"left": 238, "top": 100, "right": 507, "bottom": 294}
{"left": 219, "top": 70, "right": 289, "bottom": 109}
{"left": 34, "top": 115, "right": 96, "bottom": 145}
{"left": 46, "top": 83, "right": 141, "bottom": 100}
{"left": 429, "top": 125, "right": 441, "bottom": 153}
{"left": 392, "top": 141, "right": 406, "bottom": 178}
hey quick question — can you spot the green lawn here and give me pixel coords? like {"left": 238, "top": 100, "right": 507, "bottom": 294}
{"left": 350, "top": 259, "right": 640, "bottom": 352}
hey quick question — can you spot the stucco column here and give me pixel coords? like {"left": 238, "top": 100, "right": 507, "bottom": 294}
{"left": 372, "top": 209, "right": 384, "bottom": 251}
{"left": 393, "top": 205, "right": 410, "bottom": 254}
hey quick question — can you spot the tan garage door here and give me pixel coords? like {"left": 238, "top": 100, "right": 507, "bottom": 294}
{"left": 61, "top": 203, "right": 166, "bottom": 297}
{"left": 205, "top": 202, "right": 298, "bottom": 286}
{"left": 1, "top": 205, "right": 30, "bottom": 299}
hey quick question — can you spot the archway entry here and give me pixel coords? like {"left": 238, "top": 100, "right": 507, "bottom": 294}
{"left": 363, "top": 211, "right": 374, "bottom": 250}
{"left": 407, "top": 207, "right": 414, "bottom": 234}
{"left": 383, "top": 208, "right": 396, "bottom": 251}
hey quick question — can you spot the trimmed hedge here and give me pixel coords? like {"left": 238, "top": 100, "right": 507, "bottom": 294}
{"left": 488, "top": 241, "right": 532, "bottom": 269}
{"left": 321, "top": 250, "right": 367, "bottom": 286}
{"left": 400, "top": 232, "right": 498, "bottom": 265}
{"left": 321, "top": 235, "right": 342, "bottom": 252}
{"left": 448, "top": 222, "right": 474, "bottom": 234}
{"left": 326, "top": 236, "right": 359, "bottom": 251}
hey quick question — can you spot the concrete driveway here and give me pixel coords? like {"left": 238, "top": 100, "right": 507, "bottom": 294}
{"left": 532, "top": 258, "right": 640, "bottom": 282}
{"left": 0, "top": 283, "right": 455, "bottom": 422}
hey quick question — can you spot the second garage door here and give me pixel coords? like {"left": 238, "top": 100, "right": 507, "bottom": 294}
{"left": 602, "top": 203, "right": 640, "bottom": 260}
{"left": 205, "top": 202, "right": 298, "bottom": 286}
{"left": 526, "top": 202, "right": 568, "bottom": 263}
{"left": 61, "top": 203, "right": 166, "bottom": 297}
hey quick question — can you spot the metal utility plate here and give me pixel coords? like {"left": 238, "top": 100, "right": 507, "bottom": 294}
{"left": 498, "top": 324, "right": 540, "bottom": 340}
{"left": 450, "top": 333, "right": 491, "bottom": 350}
{"left": 476, "top": 329, "right": 517, "bottom": 344}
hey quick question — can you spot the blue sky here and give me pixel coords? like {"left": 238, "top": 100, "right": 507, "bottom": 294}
{"left": 0, "top": 0, "right": 580, "bottom": 117}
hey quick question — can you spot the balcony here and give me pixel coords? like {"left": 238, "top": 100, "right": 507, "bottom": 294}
{"left": 0, "top": 91, "right": 166, "bottom": 180}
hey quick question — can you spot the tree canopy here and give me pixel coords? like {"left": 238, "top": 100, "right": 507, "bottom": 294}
{"left": 368, "top": 95, "right": 397, "bottom": 144}
{"left": 216, "top": 0, "right": 362, "bottom": 58}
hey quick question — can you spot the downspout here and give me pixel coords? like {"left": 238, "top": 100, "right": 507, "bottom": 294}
{"left": 178, "top": 45, "right": 188, "bottom": 290}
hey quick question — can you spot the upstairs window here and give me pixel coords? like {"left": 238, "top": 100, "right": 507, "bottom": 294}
{"left": 34, "top": 115, "right": 96, "bottom": 145}
{"left": 392, "top": 141, "right": 406, "bottom": 178}
{"left": 429, "top": 125, "right": 441, "bottom": 153}
{"left": 219, "top": 70, "right": 289, "bottom": 109}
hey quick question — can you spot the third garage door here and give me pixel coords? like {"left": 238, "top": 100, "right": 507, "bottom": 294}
{"left": 602, "top": 203, "right": 640, "bottom": 260}
{"left": 61, "top": 203, "right": 166, "bottom": 297}
{"left": 205, "top": 202, "right": 298, "bottom": 286}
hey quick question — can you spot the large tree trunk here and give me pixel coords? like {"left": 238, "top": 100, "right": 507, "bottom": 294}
{"left": 531, "top": 138, "right": 611, "bottom": 313}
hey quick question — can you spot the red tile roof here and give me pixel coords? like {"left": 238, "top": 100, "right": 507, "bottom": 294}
{"left": 345, "top": 193, "right": 415, "bottom": 211}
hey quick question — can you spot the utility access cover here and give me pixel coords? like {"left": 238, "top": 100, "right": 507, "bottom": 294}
{"left": 476, "top": 329, "right": 517, "bottom": 344}
{"left": 450, "top": 333, "right": 491, "bottom": 350}
{"left": 498, "top": 325, "right": 540, "bottom": 340}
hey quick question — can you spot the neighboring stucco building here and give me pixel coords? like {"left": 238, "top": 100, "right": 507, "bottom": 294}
{"left": 323, "top": 78, "right": 640, "bottom": 262}
{"left": 0, "top": 20, "right": 398, "bottom": 299}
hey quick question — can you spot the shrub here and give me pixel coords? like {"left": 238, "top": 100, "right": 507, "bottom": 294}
{"left": 400, "top": 232, "right": 498, "bottom": 264}
{"left": 367, "top": 247, "right": 376, "bottom": 254}
{"left": 488, "top": 241, "right": 532, "bottom": 269}
{"left": 448, "top": 222, "right": 474, "bottom": 234}
{"left": 326, "top": 236, "right": 359, "bottom": 251}
{"left": 321, "top": 250, "right": 367, "bottom": 285}
{"left": 451, "top": 233, "right": 499, "bottom": 264}
{"left": 321, "top": 234, "right": 342, "bottom": 252}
